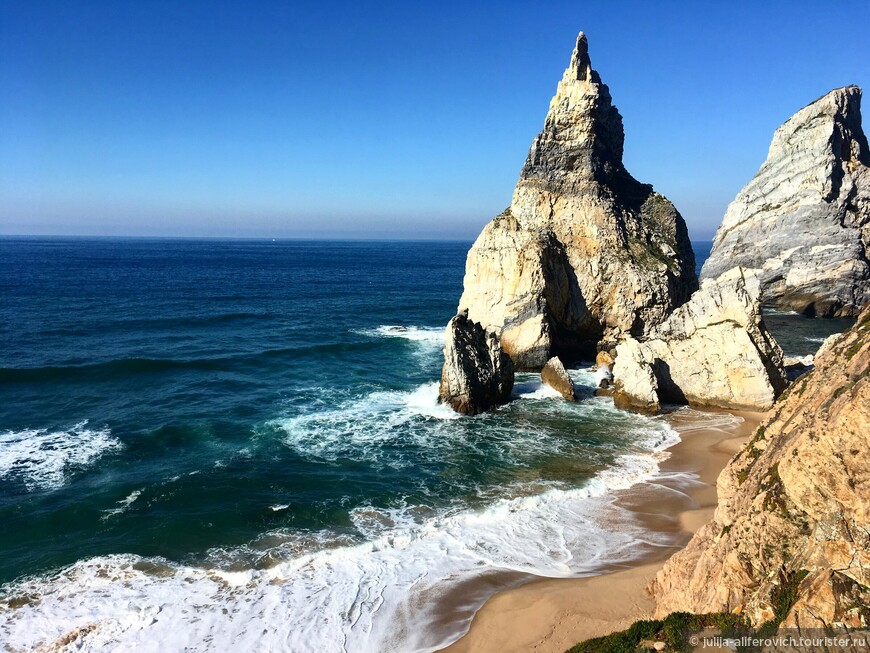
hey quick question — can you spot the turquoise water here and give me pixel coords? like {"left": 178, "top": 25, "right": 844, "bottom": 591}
{"left": 0, "top": 237, "right": 846, "bottom": 651}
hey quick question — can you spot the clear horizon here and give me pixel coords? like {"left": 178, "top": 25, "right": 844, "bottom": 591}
{"left": 2, "top": 0, "right": 869, "bottom": 241}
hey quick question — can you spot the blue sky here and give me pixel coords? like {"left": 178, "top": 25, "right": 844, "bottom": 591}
{"left": 2, "top": 1, "right": 868, "bottom": 240}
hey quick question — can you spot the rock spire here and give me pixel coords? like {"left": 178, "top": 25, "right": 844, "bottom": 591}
{"left": 457, "top": 31, "right": 697, "bottom": 370}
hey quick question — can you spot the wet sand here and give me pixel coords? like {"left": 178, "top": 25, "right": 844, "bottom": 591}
{"left": 437, "top": 409, "right": 762, "bottom": 653}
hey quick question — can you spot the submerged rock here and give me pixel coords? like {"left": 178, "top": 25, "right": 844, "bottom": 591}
{"left": 612, "top": 268, "right": 787, "bottom": 411}
{"left": 457, "top": 32, "right": 696, "bottom": 370}
{"left": 540, "top": 356, "right": 576, "bottom": 400}
{"left": 439, "top": 311, "right": 514, "bottom": 415}
{"left": 652, "top": 301, "right": 870, "bottom": 629}
{"left": 701, "top": 86, "right": 870, "bottom": 317}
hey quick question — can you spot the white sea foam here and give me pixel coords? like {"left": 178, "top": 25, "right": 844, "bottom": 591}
{"left": 270, "top": 381, "right": 461, "bottom": 467}
{"left": 0, "top": 395, "right": 684, "bottom": 653}
{"left": 101, "top": 489, "right": 143, "bottom": 521}
{"left": 513, "top": 378, "right": 563, "bottom": 399}
{"left": 355, "top": 325, "right": 445, "bottom": 345}
{"left": 0, "top": 421, "right": 121, "bottom": 491}
{"left": 0, "top": 364, "right": 692, "bottom": 651}
{"left": 0, "top": 457, "right": 675, "bottom": 653}
{"left": 763, "top": 308, "right": 800, "bottom": 316}
{"left": 804, "top": 336, "right": 828, "bottom": 343}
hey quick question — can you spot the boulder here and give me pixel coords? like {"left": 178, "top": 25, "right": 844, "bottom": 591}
{"left": 612, "top": 268, "right": 787, "bottom": 411}
{"left": 540, "top": 356, "right": 576, "bottom": 400}
{"left": 595, "top": 350, "right": 615, "bottom": 369}
{"left": 457, "top": 32, "right": 697, "bottom": 370}
{"left": 783, "top": 354, "right": 813, "bottom": 381}
{"left": 612, "top": 337, "right": 660, "bottom": 413}
{"left": 701, "top": 86, "right": 870, "bottom": 317}
{"left": 439, "top": 311, "right": 514, "bottom": 415}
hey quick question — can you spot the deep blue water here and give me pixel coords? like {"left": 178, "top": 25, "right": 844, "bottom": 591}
{"left": 0, "top": 237, "right": 845, "bottom": 651}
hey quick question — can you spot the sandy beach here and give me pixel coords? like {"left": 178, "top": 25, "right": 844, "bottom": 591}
{"left": 440, "top": 409, "right": 763, "bottom": 653}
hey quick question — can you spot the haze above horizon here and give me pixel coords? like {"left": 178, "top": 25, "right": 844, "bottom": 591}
{"left": 2, "top": 1, "right": 868, "bottom": 241}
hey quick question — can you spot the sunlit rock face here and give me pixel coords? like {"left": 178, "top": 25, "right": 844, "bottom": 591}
{"left": 701, "top": 86, "right": 870, "bottom": 317}
{"left": 652, "top": 302, "right": 870, "bottom": 632}
{"left": 612, "top": 267, "right": 787, "bottom": 412}
{"left": 458, "top": 32, "right": 697, "bottom": 370}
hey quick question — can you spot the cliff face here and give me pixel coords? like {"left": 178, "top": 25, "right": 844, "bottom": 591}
{"left": 652, "top": 302, "right": 870, "bottom": 631}
{"left": 612, "top": 268, "right": 787, "bottom": 412}
{"left": 458, "top": 33, "right": 697, "bottom": 370}
{"left": 701, "top": 86, "right": 870, "bottom": 317}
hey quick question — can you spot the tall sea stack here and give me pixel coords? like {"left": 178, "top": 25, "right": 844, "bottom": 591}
{"left": 457, "top": 32, "right": 697, "bottom": 370}
{"left": 701, "top": 86, "right": 870, "bottom": 317}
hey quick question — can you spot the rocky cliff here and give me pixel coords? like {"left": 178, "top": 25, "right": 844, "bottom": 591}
{"left": 701, "top": 86, "right": 870, "bottom": 317}
{"left": 652, "top": 302, "right": 870, "bottom": 631}
{"left": 612, "top": 267, "right": 787, "bottom": 412}
{"left": 439, "top": 311, "right": 514, "bottom": 415}
{"left": 458, "top": 33, "right": 697, "bottom": 370}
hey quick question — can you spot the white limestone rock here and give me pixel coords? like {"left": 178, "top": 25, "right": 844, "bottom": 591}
{"left": 540, "top": 356, "right": 576, "bottom": 400}
{"left": 701, "top": 86, "right": 870, "bottom": 317}
{"left": 613, "top": 268, "right": 787, "bottom": 411}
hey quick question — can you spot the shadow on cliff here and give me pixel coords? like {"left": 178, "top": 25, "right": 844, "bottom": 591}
{"left": 541, "top": 231, "right": 604, "bottom": 363}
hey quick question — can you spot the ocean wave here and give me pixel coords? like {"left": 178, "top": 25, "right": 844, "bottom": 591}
{"left": 271, "top": 371, "right": 672, "bottom": 470}
{"left": 354, "top": 325, "right": 445, "bottom": 345}
{"left": 38, "top": 311, "right": 281, "bottom": 337}
{"left": 0, "top": 341, "right": 385, "bottom": 383}
{"left": 513, "top": 378, "right": 563, "bottom": 399}
{"left": 0, "top": 423, "right": 680, "bottom": 653}
{"left": 269, "top": 381, "right": 459, "bottom": 467}
{"left": 0, "top": 369, "right": 691, "bottom": 652}
{"left": 0, "top": 421, "right": 122, "bottom": 491}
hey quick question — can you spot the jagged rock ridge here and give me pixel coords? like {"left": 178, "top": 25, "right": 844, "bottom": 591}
{"left": 701, "top": 86, "right": 870, "bottom": 317}
{"left": 458, "top": 32, "right": 697, "bottom": 370}
{"left": 652, "top": 302, "right": 870, "bottom": 631}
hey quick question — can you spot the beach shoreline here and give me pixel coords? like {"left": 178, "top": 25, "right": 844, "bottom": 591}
{"left": 436, "top": 408, "right": 763, "bottom": 653}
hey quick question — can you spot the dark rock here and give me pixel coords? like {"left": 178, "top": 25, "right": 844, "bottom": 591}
{"left": 439, "top": 312, "right": 514, "bottom": 415}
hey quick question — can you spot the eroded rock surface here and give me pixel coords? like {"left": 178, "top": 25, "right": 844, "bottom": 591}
{"left": 458, "top": 32, "right": 696, "bottom": 370}
{"left": 439, "top": 311, "right": 514, "bottom": 415}
{"left": 701, "top": 86, "right": 870, "bottom": 317}
{"left": 612, "top": 268, "right": 787, "bottom": 411}
{"left": 652, "top": 303, "right": 870, "bottom": 631}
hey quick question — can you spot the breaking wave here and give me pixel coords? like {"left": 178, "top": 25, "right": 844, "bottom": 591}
{"left": 0, "top": 421, "right": 122, "bottom": 491}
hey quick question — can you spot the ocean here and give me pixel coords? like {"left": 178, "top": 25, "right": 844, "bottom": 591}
{"left": 0, "top": 237, "right": 850, "bottom": 651}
